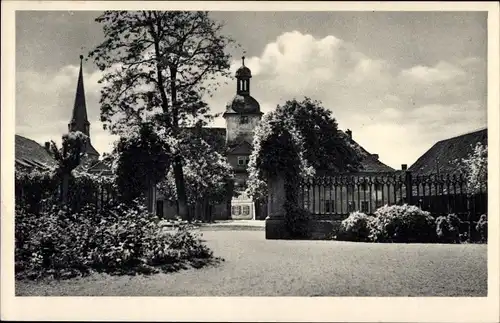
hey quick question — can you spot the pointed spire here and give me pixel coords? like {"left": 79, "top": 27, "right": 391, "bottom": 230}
{"left": 69, "top": 54, "right": 89, "bottom": 135}
{"left": 67, "top": 55, "right": 99, "bottom": 160}
{"left": 242, "top": 55, "right": 245, "bottom": 66}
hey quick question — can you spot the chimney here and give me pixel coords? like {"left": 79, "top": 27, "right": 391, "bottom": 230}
{"left": 346, "top": 129, "right": 352, "bottom": 140}
{"left": 371, "top": 154, "right": 379, "bottom": 160}
{"left": 401, "top": 164, "right": 408, "bottom": 171}
{"left": 44, "top": 142, "right": 50, "bottom": 152}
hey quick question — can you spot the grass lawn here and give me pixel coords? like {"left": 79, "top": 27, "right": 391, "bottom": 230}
{"left": 16, "top": 230, "right": 487, "bottom": 296}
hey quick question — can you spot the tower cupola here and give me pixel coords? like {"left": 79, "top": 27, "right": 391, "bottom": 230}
{"left": 235, "top": 56, "right": 252, "bottom": 96}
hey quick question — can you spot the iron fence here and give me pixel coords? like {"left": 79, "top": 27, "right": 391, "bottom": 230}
{"left": 299, "top": 171, "right": 487, "bottom": 223}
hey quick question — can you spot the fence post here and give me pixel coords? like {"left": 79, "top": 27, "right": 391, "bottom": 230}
{"left": 405, "top": 170, "right": 413, "bottom": 205}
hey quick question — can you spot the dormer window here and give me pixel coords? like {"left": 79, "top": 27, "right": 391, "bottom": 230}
{"left": 241, "top": 116, "right": 249, "bottom": 124}
{"left": 238, "top": 156, "right": 250, "bottom": 166}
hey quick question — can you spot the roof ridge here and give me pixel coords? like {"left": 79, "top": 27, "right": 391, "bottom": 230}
{"left": 435, "top": 127, "right": 487, "bottom": 144}
{"left": 16, "top": 134, "right": 46, "bottom": 148}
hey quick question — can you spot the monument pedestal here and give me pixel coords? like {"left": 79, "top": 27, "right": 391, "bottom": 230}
{"left": 265, "top": 175, "right": 289, "bottom": 239}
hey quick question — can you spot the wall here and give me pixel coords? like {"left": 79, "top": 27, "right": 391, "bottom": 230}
{"left": 225, "top": 114, "right": 261, "bottom": 144}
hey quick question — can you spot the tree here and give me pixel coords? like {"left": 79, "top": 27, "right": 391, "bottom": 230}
{"left": 89, "top": 11, "right": 234, "bottom": 222}
{"left": 457, "top": 141, "right": 488, "bottom": 240}
{"left": 49, "top": 131, "right": 88, "bottom": 204}
{"left": 460, "top": 142, "right": 488, "bottom": 196}
{"left": 246, "top": 97, "right": 363, "bottom": 199}
{"left": 157, "top": 132, "right": 234, "bottom": 221}
{"left": 112, "top": 123, "right": 171, "bottom": 207}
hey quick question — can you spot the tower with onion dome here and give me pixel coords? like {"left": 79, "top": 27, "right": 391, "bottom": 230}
{"left": 223, "top": 56, "right": 263, "bottom": 220}
{"left": 223, "top": 56, "right": 263, "bottom": 146}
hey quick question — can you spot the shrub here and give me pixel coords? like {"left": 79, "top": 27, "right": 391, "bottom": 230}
{"left": 15, "top": 200, "right": 217, "bottom": 280}
{"left": 15, "top": 169, "right": 59, "bottom": 215}
{"left": 369, "top": 204, "right": 437, "bottom": 243}
{"left": 435, "top": 214, "right": 461, "bottom": 243}
{"left": 476, "top": 214, "right": 487, "bottom": 243}
{"left": 338, "top": 211, "right": 372, "bottom": 242}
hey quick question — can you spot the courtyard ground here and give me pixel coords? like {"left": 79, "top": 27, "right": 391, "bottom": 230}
{"left": 16, "top": 227, "right": 487, "bottom": 296}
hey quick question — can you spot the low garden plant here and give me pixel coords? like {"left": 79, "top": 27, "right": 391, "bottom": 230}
{"left": 15, "top": 200, "right": 219, "bottom": 280}
{"left": 435, "top": 213, "right": 461, "bottom": 244}
{"left": 369, "top": 204, "right": 437, "bottom": 243}
{"left": 476, "top": 214, "right": 487, "bottom": 243}
{"left": 338, "top": 211, "right": 372, "bottom": 242}
{"left": 334, "top": 204, "right": 486, "bottom": 244}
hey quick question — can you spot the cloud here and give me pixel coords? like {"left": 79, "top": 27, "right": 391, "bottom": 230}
{"left": 207, "top": 31, "right": 486, "bottom": 168}
{"left": 15, "top": 62, "right": 118, "bottom": 155}
{"left": 16, "top": 31, "right": 486, "bottom": 169}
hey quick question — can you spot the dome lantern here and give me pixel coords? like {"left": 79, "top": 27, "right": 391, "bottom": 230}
{"left": 236, "top": 56, "right": 252, "bottom": 95}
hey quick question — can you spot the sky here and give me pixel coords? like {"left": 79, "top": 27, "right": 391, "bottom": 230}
{"left": 15, "top": 10, "right": 487, "bottom": 169}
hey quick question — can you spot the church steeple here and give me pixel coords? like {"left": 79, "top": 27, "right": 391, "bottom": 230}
{"left": 69, "top": 55, "right": 90, "bottom": 136}
{"left": 68, "top": 55, "right": 99, "bottom": 160}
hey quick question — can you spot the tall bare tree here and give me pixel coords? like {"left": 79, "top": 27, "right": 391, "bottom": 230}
{"left": 89, "top": 11, "right": 234, "bottom": 221}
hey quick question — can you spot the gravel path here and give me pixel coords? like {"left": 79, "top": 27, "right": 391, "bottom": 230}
{"left": 16, "top": 230, "right": 487, "bottom": 296}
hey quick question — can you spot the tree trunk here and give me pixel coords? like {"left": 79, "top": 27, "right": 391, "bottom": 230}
{"left": 467, "top": 196, "right": 472, "bottom": 241}
{"left": 61, "top": 173, "right": 70, "bottom": 206}
{"left": 173, "top": 155, "right": 190, "bottom": 222}
{"left": 168, "top": 65, "right": 191, "bottom": 222}
{"left": 145, "top": 176, "right": 156, "bottom": 214}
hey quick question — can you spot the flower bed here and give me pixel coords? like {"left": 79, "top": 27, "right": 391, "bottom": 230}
{"left": 15, "top": 201, "right": 219, "bottom": 280}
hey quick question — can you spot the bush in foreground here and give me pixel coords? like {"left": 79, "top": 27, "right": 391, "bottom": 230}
{"left": 369, "top": 204, "right": 437, "bottom": 243}
{"left": 338, "top": 211, "right": 372, "bottom": 242}
{"left": 15, "top": 201, "right": 218, "bottom": 280}
{"left": 476, "top": 214, "right": 487, "bottom": 243}
{"left": 435, "top": 214, "right": 461, "bottom": 244}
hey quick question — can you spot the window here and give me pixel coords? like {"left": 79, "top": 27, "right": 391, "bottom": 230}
{"left": 242, "top": 205, "right": 250, "bottom": 216}
{"left": 348, "top": 201, "right": 356, "bottom": 212}
{"left": 156, "top": 200, "right": 164, "bottom": 218}
{"left": 237, "top": 156, "right": 250, "bottom": 166}
{"left": 240, "top": 116, "right": 249, "bottom": 124}
{"left": 231, "top": 205, "right": 242, "bottom": 216}
{"left": 324, "top": 200, "right": 335, "bottom": 213}
{"left": 361, "top": 201, "right": 369, "bottom": 213}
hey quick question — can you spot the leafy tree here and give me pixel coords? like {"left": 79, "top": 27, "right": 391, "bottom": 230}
{"left": 247, "top": 97, "right": 363, "bottom": 237}
{"left": 112, "top": 123, "right": 171, "bottom": 206}
{"left": 247, "top": 97, "right": 363, "bottom": 199}
{"left": 459, "top": 142, "right": 488, "bottom": 196}
{"left": 49, "top": 131, "right": 89, "bottom": 204}
{"left": 89, "top": 11, "right": 234, "bottom": 222}
{"left": 158, "top": 131, "right": 234, "bottom": 221}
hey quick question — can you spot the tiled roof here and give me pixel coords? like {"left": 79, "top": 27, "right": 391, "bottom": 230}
{"left": 408, "top": 128, "right": 487, "bottom": 175}
{"left": 339, "top": 131, "right": 395, "bottom": 173}
{"left": 15, "top": 135, "right": 57, "bottom": 170}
